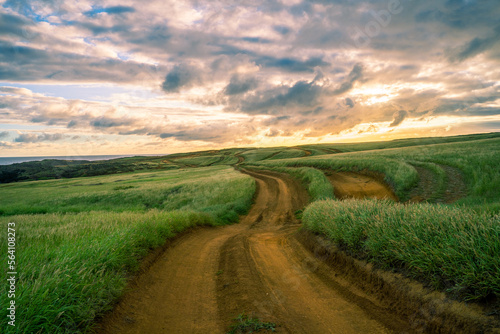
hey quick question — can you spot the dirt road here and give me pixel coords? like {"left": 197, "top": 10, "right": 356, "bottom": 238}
{"left": 96, "top": 169, "right": 409, "bottom": 333}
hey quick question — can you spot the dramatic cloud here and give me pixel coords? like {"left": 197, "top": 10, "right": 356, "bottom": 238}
{"left": 224, "top": 75, "right": 258, "bottom": 95}
{"left": 162, "top": 64, "right": 202, "bottom": 93}
{"left": 255, "top": 56, "right": 330, "bottom": 73}
{"left": 15, "top": 133, "right": 64, "bottom": 143}
{"left": 390, "top": 110, "right": 408, "bottom": 127}
{"left": 345, "top": 98, "right": 355, "bottom": 108}
{"left": 332, "top": 64, "right": 364, "bottom": 96}
{"left": 450, "top": 25, "right": 500, "bottom": 62}
{"left": 239, "top": 79, "right": 324, "bottom": 114}
{"left": 0, "top": 0, "right": 499, "bottom": 155}
{"left": 90, "top": 117, "right": 139, "bottom": 129}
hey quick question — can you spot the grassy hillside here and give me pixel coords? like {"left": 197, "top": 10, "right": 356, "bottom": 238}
{"left": 0, "top": 156, "right": 177, "bottom": 183}
{"left": 0, "top": 166, "right": 255, "bottom": 334}
{"left": 299, "top": 132, "right": 500, "bottom": 153}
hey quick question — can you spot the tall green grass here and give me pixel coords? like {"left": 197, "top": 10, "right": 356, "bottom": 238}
{"left": 0, "top": 166, "right": 255, "bottom": 333}
{"left": 294, "top": 147, "right": 334, "bottom": 156}
{"left": 303, "top": 199, "right": 500, "bottom": 301}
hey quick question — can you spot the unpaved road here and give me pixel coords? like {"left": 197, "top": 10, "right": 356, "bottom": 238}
{"left": 96, "top": 169, "right": 409, "bottom": 334}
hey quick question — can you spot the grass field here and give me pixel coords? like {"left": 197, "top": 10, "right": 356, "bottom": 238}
{"left": 0, "top": 155, "right": 177, "bottom": 183}
{"left": 0, "top": 166, "right": 254, "bottom": 220}
{"left": 2, "top": 133, "right": 497, "bottom": 184}
{"left": 0, "top": 166, "right": 255, "bottom": 333}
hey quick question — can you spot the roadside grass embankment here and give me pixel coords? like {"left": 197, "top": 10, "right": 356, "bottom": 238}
{"left": 0, "top": 166, "right": 255, "bottom": 334}
{"left": 302, "top": 199, "right": 500, "bottom": 302}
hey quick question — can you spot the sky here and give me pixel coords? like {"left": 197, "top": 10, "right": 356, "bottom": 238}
{"left": 0, "top": 0, "right": 499, "bottom": 156}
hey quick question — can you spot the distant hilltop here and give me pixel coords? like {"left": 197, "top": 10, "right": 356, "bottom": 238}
{"left": 0, "top": 154, "right": 166, "bottom": 166}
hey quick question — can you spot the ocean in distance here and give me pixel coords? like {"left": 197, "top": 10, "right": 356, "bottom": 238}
{"left": 0, "top": 154, "right": 166, "bottom": 166}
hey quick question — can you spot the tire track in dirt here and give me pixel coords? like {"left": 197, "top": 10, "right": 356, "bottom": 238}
{"left": 235, "top": 153, "right": 245, "bottom": 165}
{"left": 95, "top": 225, "right": 244, "bottom": 333}
{"left": 322, "top": 148, "right": 343, "bottom": 154}
{"left": 290, "top": 147, "right": 312, "bottom": 157}
{"left": 409, "top": 164, "right": 467, "bottom": 203}
{"left": 206, "top": 155, "right": 226, "bottom": 166}
{"left": 440, "top": 164, "right": 467, "bottom": 203}
{"left": 325, "top": 171, "right": 398, "bottom": 201}
{"left": 96, "top": 168, "right": 409, "bottom": 334}
{"left": 408, "top": 165, "right": 436, "bottom": 203}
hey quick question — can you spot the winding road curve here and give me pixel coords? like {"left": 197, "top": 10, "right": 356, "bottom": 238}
{"left": 96, "top": 168, "right": 409, "bottom": 333}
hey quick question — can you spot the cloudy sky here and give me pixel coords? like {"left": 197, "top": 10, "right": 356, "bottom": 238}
{"left": 0, "top": 0, "right": 499, "bottom": 156}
